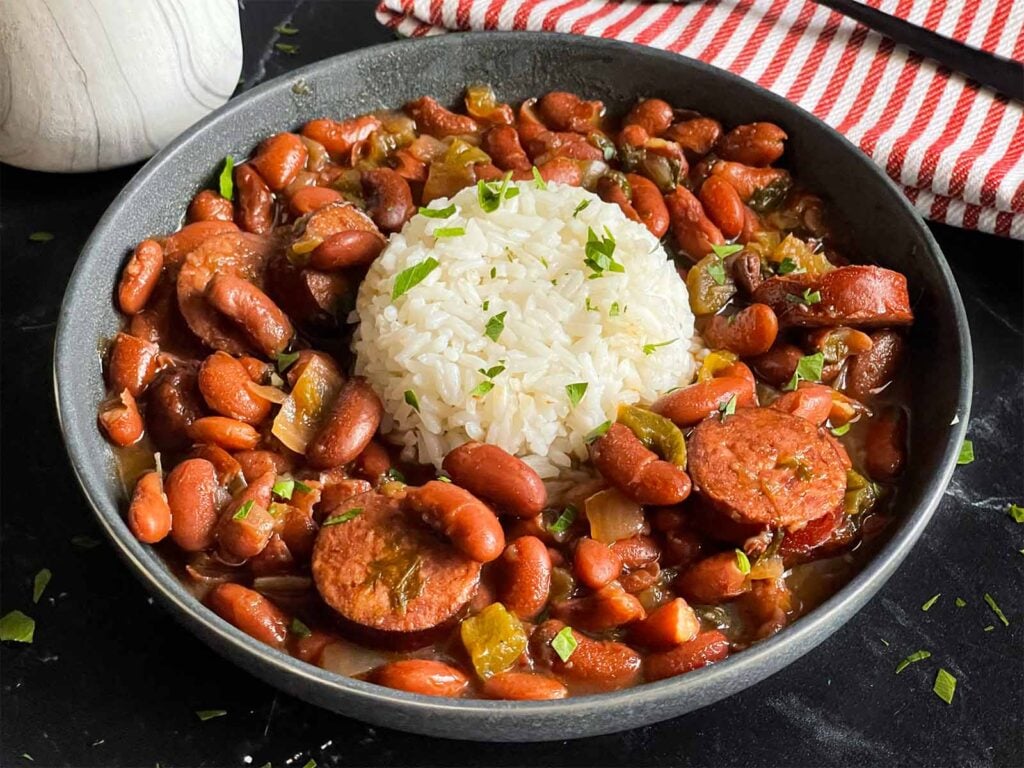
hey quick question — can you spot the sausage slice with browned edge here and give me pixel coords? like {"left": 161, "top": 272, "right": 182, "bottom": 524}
{"left": 687, "top": 407, "right": 847, "bottom": 529}
{"left": 312, "top": 491, "right": 481, "bottom": 638}
{"left": 752, "top": 265, "right": 913, "bottom": 328}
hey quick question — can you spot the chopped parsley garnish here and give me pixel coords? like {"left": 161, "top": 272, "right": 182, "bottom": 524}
{"left": 880, "top": 638, "right": 890, "bottom": 647}
{"left": 1009, "top": 503, "right": 1024, "bottom": 523}
{"left": 479, "top": 365, "right": 506, "bottom": 379}
{"left": 573, "top": 199, "right": 590, "bottom": 217}
{"left": 404, "top": 390, "right": 420, "bottom": 412}
{"left": 531, "top": 167, "right": 547, "bottom": 189}
{"left": 275, "top": 22, "right": 299, "bottom": 34}
{"left": 478, "top": 172, "right": 515, "bottom": 213}
{"left": 710, "top": 243, "right": 744, "bottom": 259}
{"left": 643, "top": 339, "right": 677, "bottom": 355}
{"left": 719, "top": 394, "right": 738, "bottom": 420}
{"left": 565, "top": 382, "right": 588, "bottom": 407}
{"left": 984, "top": 625, "right": 995, "bottom": 631}
{"left": 785, "top": 352, "right": 825, "bottom": 390}
{"left": 734, "top": 549, "right": 751, "bottom": 575}
{"left": 434, "top": 226, "right": 466, "bottom": 238}
{"left": 585, "top": 297, "right": 598, "bottom": 312}
{"left": 301, "top": 759, "right": 317, "bottom": 768}
{"left": 551, "top": 625, "right": 578, "bottom": 662}
{"left": 484, "top": 311, "right": 507, "bottom": 342}
{"left": 548, "top": 505, "right": 577, "bottom": 535}
{"left": 218, "top": 156, "right": 234, "bottom": 200}
{"left": 28, "top": 231, "right": 54, "bottom": 243}
{"left": 383, "top": 467, "right": 406, "bottom": 484}
{"left": 584, "top": 227, "right": 623, "bottom": 278}
{"left": 322, "top": 508, "right": 363, "bottom": 526}
{"left": 392, "top": 257, "right": 439, "bottom": 300}
{"left": 955, "top": 597, "right": 967, "bottom": 608}
{"left": 482, "top": 300, "right": 490, "bottom": 311}
{"left": 707, "top": 257, "right": 727, "bottom": 286}
{"left": 470, "top": 381, "right": 495, "bottom": 397}
{"left": 957, "top": 439, "right": 974, "bottom": 465}
{"left": 272, "top": 478, "right": 295, "bottom": 500}
{"left": 294, "top": 480, "right": 313, "bottom": 494}
{"left": 436, "top": 473, "right": 452, "bottom": 483}
{"left": 585, "top": 421, "right": 612, "bottom": 443}
{"left": 787, "top": 288, "right": 822, "bottom": 305}
{"left": 289, "top": 618, "right": 312, "bottom": 637}
{"left": 983, "top": 593, "right": 1009, "bottom": 626}
{"left": 933, "top": 668, "right": 957, "bottom": 704}
{"left": 32, "top": 569, "right": 51, "bottom": 604}
{"left": 195, "top": 710, "right": 227, "bottom": 721}
{"left": 276, "top": 350, "right": 300, "bottom": 372}
{"left": 831, "top": 423, "right": 851, "bottom": 437}
{"left": 274, "top": 42, "right": 300, "bottom": 55}
{"left": 490, "top": 266, "right": 497, "bottom": 279}
{"left": 921, "top": 593, "right": 941, "bottom": 611}
{"left": 418, "top": 203, "right": 456, "bottom": 219}
{"left": 895, "top": 649, "right": 931, "bottom": 674}
{"left": 609, "top": 302, "right": 621, "bottom": 316}
{"left": 71, "top": 535, "right": 100, "bottom": 549}
{"left": 233, "top": 500, "right": 254, "bottom": 521}
{"left": 777, "top": 257, "right": 800, "bottom": 275}
{"left": 0, "top": 610, "right": 35, "bottom": 643}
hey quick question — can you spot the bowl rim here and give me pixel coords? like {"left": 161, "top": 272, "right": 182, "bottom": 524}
{"left": 53, "top": 30, "right": 973, "bottom": 733}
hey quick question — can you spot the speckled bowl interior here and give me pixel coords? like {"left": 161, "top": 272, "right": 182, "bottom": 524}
{"left": 54, "top": 32, "right": 972, "bottom": 741}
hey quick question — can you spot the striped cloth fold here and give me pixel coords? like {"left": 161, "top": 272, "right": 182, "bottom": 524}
{"left": 377, "top": 0, "right": 1024, "bottom": 238}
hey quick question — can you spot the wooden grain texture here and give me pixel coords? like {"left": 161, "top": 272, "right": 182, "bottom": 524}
{"left": 0, "top": 0, "right": 242, "bottom": 172}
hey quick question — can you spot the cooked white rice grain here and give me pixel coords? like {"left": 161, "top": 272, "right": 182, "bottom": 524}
{"left": 352, "top": 180, "right": 700, "bottom": 478}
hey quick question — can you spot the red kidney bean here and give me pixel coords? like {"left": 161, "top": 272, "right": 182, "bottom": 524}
{"left": 652, "top": 376, "right": 757, "bottom": 427}
{"left": 865, "top": 407, "right": 907, "bottom": 481}
{"left": 208, "top": 582, "right": 288, "bottom": 648}
{"left": 204, "top": 273, "right": 294, "bottom": 357}
{"left": 552, "top": 583, "right": 646, "bottom": 632}
{"left": 127, "top": 470, "right": 171, "bottom": 544}
{"left": 749, "top": 343, "right": 804, "bottom": 388}
{"left": 118, "top": 240, "right": 164, "bottom": 315}
{"left": 665, "top": 185, "right": 724, "bottom": 260}
{"left": 845, "top": 330, "right": 905, "bottom": 401}
{"left": 197, "top": 351, "right": 272, "bottom": 424}
{"left": 238, "top": 355, "right": 270, "bottom": 383}
{"left": 189, "top": 416, "right": 260, "bottom": 451}
{"left": 145, "top": 367, "right": 203, "bottom": 451}
{"left": 107, "top": 332, "right": 160, "bottom": 397}
{"left": 442, "top": 442, "right": 547, "bottom": 519}
{"left": 772, "top": 383, "right": 834, "bottom": 426}
{"left": 609, "top": 535, "right": 661, "bottom": 569}
{"left": 676, "top": 552, "right": 751, "bottom": 604}
{"left": 187, "top": 190, "right": 234, "bottom": 223}
{"left": 537, "top": 92, "right": 603, "bottom": 133}
{"left": 306, "top": 377, "right": 383, "bottom": 469}
{"left": 702, "top": 303, "right": 779, "bottom": 357}
{"left": 482, "top": 672, "right": 568, "bottom": 701}
{"left": 369, "top": 659, "right": 469, "bottom": 697}
{"left": 216, "top": 471, "right": 276, "bottom": 558}
{"left": 699, "top": 175, "right": 746, "bottom": 240}
{"left": 664, "top": 117, "right": 722, "bottom": 158}
{"left": 404, "top": 480, "right": 505, "bottom": 563}
{"left": 234, "top": 164, "right": 274, "bottom": 234}
{"left": 190, "top": 443, "right": 242, "bottom": 485}
{"left": 643, "top": 630, "right": 730, "bottom": 681}
{"left": 309, "top": 230, "right": 386, "bottom": 271}
{"left": 352, "top": 440, "right": 392, "bottom": 483}
{"left": 301, "top": 115, "right": 382, "bottom": 159}
{"left": 251, "top": 132, "right": 308, "bottom": 191}
{"left": 406, "top": 96, "right": 479, "bottom": 138}
{"left": 716, "top": 122, "right": 787, "bottom": 167}
{"left": 573, "top": 538, "right": 622, "bottom": 590}
{"left": 481, "top": 125, "right": 531, "bottom": 172}
{"left": 165, "top": 458, "right": 220, "bottom": 551}
{"left": 624, "top": 173, "right": 670, "bottom": 238}
{"left": 498, "top": 535, "right": 552, "bottom": 619}
{"left": 624, "top": 98, "right": 674, "bottom": 137}
{"left": 361, "top": 168, "right": 415, "bottom": 233}
{"left": 533, "top": 156, "right": 583, "bottom": 186}
{"left": 596, "top": 174, "right": 641, "bottom": 223}
{"left": 531, "top": 620, "right": 641, "bottom": 691}
{"left": 591, "top": 423, "right": 691, "bottom": 505}
{"left": 287, "top": 186, "right": 344, "bottom": 217}
{"left": 98, "top": 389, "right": 144, "bottom": 447}
{"left": 162, "top": 220, "right": 240, "bottom": 268}
{"left": 628, "top": 597, "right": 700, "bottom": 649}
{"left": 710, "top": 161, "right": 790, "bottom": 202}
{"left": 234, "top": 450, "right": 294, "bottom": 484}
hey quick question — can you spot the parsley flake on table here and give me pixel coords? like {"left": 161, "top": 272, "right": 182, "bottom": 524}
{"left": 0, "top": 610, "right": 35, "bottom": 643}
{"left": 32, "top": 569, "right": 51, "bottom": 604}
{"left": 274, "top": 42, "right": 299, "bottom": 55}
{"left": 933, "top": 668, "right": 957, "bottom": 704}
{"left": 274, "top": 22, "right": 299, "bottom": 34}
{"left": 28, "top": 231, "right": 54, "bottom": 242}
{"left": 921, "top": 593, "right": 941, "bottom": 611}
{"left": 195, "top": 710, "right": 227, "bottom": 721}
{"left": 895, "top": 649, "right": 931, "bottom": 674}
{"left": 957, "top": 439, "right": 974, "bottom": 465}
{"left": 1008, "top": 503, "right": 1024, "bottom": 523}
{"left": 983, "top": 593, "right": 1009, "bottom": 626}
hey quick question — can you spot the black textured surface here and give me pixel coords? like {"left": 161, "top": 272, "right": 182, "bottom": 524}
{"left": 2, "top": 2, "right": 1022, "bottom": 765}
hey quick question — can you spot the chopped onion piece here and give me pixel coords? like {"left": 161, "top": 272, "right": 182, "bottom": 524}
{"left": 271, "top": 356, "right": 343, "bottom": 454}
{"left": 252, "top": 575, "right": 314, "bottom": 594}
{"left": 585, "top": 488, "right": 644, "bottom": 544}
{"left": 749, "top": 555, "right": 785, "bottom": 581}
{"left": 319, "top": 642, "right": 390, "bottom": 678}
{"left": 246, "top": 380, "right": 288, "bottom": 404}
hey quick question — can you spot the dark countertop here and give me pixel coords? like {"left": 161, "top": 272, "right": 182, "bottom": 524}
{"left": 2, "top": 3, "right": 1022, "bottom": 766}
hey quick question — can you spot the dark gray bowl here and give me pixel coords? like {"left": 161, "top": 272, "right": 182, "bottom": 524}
{"left": 54, "top": 32, "right": 972, "bottom": 741}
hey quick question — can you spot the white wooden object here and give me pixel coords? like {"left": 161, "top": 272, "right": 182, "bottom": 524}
{"left": 0, "top": 0, "right": 242, "bottom": 172}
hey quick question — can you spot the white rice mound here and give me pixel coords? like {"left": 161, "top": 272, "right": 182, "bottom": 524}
{"left": 352, "top": 181, "right": 699, "bottom": 479}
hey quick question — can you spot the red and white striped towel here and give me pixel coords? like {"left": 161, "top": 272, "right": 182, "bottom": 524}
{"left": 377, "top": 0, "right": 1024, "bottom": 238}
